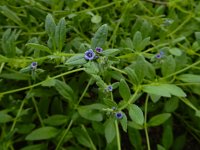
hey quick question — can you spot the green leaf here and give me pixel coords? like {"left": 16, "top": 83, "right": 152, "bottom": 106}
{"left": 25, "top": 127, "right": 59, "bottom": 141}
{"left": 163, "top": 84, "right": 186, "bottom": 97}
{"left": 0, "top": 112, "right": 13, "bottom": 123}
{"left": 41, "top": 77, "right": 56, "bottom": 87}
{"left": 54, "top": 79, "right": 75, "bottom": 102}
{"left": 91, "top": 15, "right": 102, "bottom": 24}
{"left": 143, "top": 84, "right": 171, "bottom": 97}
{"left": 177, "top": 74, "right": 200, "bottom": 83}
{"left": 45, "top": 14, "right": 56, "bottom": 36}
{"left": 195, "top": 32, "right": 200, "bottom": 45}
{"left": 164, "top": 97, "right": 179, "bottom": 112}
{"left": 91, "top": 24, "right": 108, "bottom": 49}
{"left": 138, "top": 37, "right": 150, "bottom": 51}
{"left": 72, "top": 127, "right": 92, "bottom": 148}
{"left": 128, "top": 121, "right": 143, "bottom": 130}
{"left": 55, "top": 17, "right": 66, "bottom": 51}
{"left": 172, "top": 134, "right": 186, "bottom": 150}
{"left": 26, "top": 43, "right": 52, "bottom": 54}
{"left": 119, "top": 113, "right": 127, "bottom": 132}
{"left": 157, "top": 144, "right": 166, "bottom": 150}
{"left": 161, "top": 55, "right": 176, "bottom": 77}
{"left": 2, "top": 29, "right": 16, "bottom": 57}
{"left": 133, "top": 31, "right": 142, "bottom": 51}
{"left": 105, "top": 118, "right": 116, "bottom": 143}
{"left": 65, "top": 54, "right": 87, "bottom": 66}
{"left": 20, "top": 144, "right": 46, "bottom": 150}
{"left": 43, "top": 115, "right": 68, "bottom": 126}
{"left": 128, "top": 104, "right": 144, "bottom": 125}
{"left": 169, "top": 48, "right": 182, "bottom": 56}
{"left": 0, "top": 6, "right": 23, "bottom": 26}
{"left": 119, "top": 79, "right": 131, "bottom": 101}
{"left": 162, "top": 125, "right": 173, "bottom": 149}
{"left": 125, "top": 67, "right": 139, "bottom": 85}
{"left": 128, "top": 127, "right": 142, "bottom": 149}
{"left": 101, "top": 49, "right": 120, "bottom": 56}
{"left": 0, "top": 73, "right": 30, "bottom": 80}
{"left": 148, "top": 113, "right": 171, "bottom": 127}
{"left": 78, "top": 105, "right": 104, "bottom": 122}
{"left": 143, "top": 84, "right": 186, "bottom": 98}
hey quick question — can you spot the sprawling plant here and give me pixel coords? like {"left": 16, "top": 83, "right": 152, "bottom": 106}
{"left": 0, "top": 0, "right": 200, "bottom": 150}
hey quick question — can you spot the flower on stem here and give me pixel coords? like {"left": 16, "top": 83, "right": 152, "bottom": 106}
{"left": 30, "top": 62, "right": 37, "bottom": 70}
{"left": 115, "top": 111, "right": 123, "bottom": 119}
{"left": 84, "top": 49, "right": 96, "bottom": 60}
{"left": 95, "top": 47, "right": 103, "bottom": 53}
{"left": 105, "top": 85, "right": 113, "bottom": 92}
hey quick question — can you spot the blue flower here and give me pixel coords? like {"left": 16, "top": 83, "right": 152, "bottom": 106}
{"left": 115, "top": 112, "right": 123, "bottom": 119}
{"left": 30, "top": 62, "right": 37, "bottom": 69}
{"left": 84, "top": 49, "right": 96, "bottom": 60}
{"left": 155, "top": 51, "right": 164, "bottom": 59}
{"left": 95, "top": 47, "right": 103, "bottom": 53}
{"left": 106, "top": 85, "right": 113, "bottom": 92}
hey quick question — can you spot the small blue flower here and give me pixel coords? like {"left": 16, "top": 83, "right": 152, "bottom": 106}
{"left": 106, "top": 85, "right": 113, "bottom": 92}
{"left": 155, "top": 51, "right": 164, "bottom": 59}
{"left": 115, "top": 112, "right": 123, "bottom": 119}
{"left": 95, "top": 47, "right": 103, "bottom": 53}
{"left": 30, "top": 62, "right": 37, "bottom": 69}
{"left": 84, "top": 49, "right": 96, "bottom": 60}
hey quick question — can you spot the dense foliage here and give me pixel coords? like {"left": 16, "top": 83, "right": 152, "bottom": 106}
{"left": 1, "top": 0, "right": 200, "bottom": 150}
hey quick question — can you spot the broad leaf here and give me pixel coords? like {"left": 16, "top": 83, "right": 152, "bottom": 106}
{"left": 105, "top": 118, "right": 116, "bottom": 143}
{"left": 128, "top": 104, "right": 144, "bottom": 125}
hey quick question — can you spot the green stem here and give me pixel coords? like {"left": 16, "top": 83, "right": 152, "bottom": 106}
{"left": 115, "top": 120, "right": 121, "bottom": 150}
{"left": 55, "top": 120, "right": 73, "bottom": 150}
{"left": 0, "top": 62, "right": 5, "bottom": 74}
{"left": 76, "top": 78, "right": 92, "bottom": 107}
{"left": 0, "top": 68, "right": 85, "bottom": 96}
{"left": 161, "top": 60, "right": 200, "bottom": 80}
{"left": 144, "top": 94, "right": 151, "bottom": 150}
{"left": 81, "top": 125, "right": 97, "bottom": 150}
{"left": 10, "top": 99, "right": 26, "bottom": 132}
{"left": 109, "top": 66, "right": 127, "bottom": 75}
{"left": 32, "top": 97, "right": 44, "bottom": 127}
{"left": 119, "top": 88, "right": 140, "bottom": 110}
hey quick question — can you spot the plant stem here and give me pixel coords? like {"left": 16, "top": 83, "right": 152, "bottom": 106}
{"left": 10, "top": 99, "right": 26, "bottom": 132}
{"left": 115, "top": 120, "right": 121, "bottom": 150}
{"left": 32, "top": 97, "right": 44, "bottom": 127}
{"left": 144, "top": 94, "right": 151, "bottom": 150}
{"left": 55, "top": 120, "right": 73, "bottom": 150}
{"left": 161, "top": 60, "right": 200, "bottom": 80}
{"left": 109, "top": 66, "right": 127, "bottom": 75}
{"left": 0, "top": 68, "right": 85, "bottom": 96}
{"left": 81, "top": 125, "right": 97, "bottom": 150}
{"left": 76, "top": 78, "right": 92, "bottom": 107}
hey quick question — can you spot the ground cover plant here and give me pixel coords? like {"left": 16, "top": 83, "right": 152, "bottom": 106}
{"left": 1, "top": 0, "right": 200, "bottom": 149}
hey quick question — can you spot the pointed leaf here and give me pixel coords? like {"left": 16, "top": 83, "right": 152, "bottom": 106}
{"left": 25, "top": 127, "right": 59, "bottom": 141}
{"left": 26, "top": 43, "right": 51, "bottom": 54}
{"left": 119, "top": 79, "right": 131, "bottom": 101}
{"left": 54, "top": 79, "right": 74, "bottom": 102}
{"left": 105, "top": 118, "right": 116, "bottom": 143}
{"left": 91, "top": 24, "right": 108, "bottom": 49}
{"left": 128, "top": 104, "right": 144, "bottom": 125}
{"left": 148, "top": 113, "right": 171, "bottom": 127}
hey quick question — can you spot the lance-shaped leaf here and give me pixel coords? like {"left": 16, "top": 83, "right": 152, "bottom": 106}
{"left": 91, "top": 24, "right": 108, "bottom": 49}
